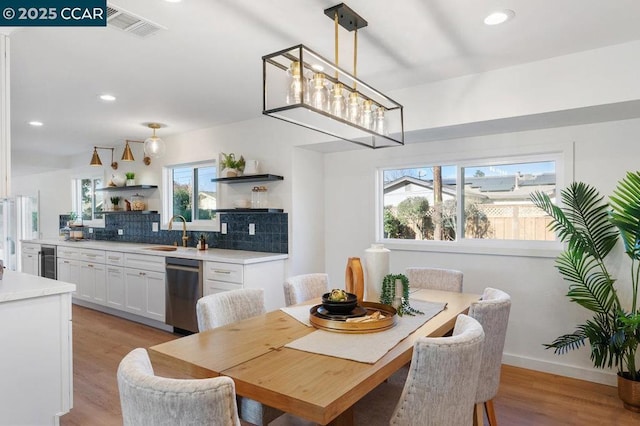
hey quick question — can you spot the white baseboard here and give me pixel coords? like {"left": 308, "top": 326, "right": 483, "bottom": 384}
{"left": 502, "top": 353, "right": 618, "bottom": 386}
{"left": 72, "top": 299, "right": 173, "bottom": 332}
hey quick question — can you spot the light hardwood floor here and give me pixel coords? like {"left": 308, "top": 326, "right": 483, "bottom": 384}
{"left": 61, "top": 305, "right": 640, "bottom": 425}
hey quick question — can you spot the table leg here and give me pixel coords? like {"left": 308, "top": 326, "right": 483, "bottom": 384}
{"left": 327, "top": 406, "right": 354, "bottom": 426}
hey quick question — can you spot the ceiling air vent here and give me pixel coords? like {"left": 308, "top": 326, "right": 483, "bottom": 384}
{"left": 106, "top": 4, "right": 165, "bottom": 38}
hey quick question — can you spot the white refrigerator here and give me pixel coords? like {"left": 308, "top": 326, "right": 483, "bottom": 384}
{"left": 0, "top": 195, "right": 39, "bottom": 271}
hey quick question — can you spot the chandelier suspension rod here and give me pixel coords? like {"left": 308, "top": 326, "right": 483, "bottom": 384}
{"left": 353, "top": 28, "right": 358, "bottom": 90}
{"left": 334, "top": 11, "right": 339, "bottom": 80}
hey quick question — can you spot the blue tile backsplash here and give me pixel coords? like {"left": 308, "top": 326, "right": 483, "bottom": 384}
{"left": 59, "top": 212, "right": 288, "bottom": 254}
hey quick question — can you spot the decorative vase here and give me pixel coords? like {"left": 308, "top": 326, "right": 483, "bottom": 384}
{"left": 126, "top": 179, "right": 135, "bottom": 186}
{"left": 364, "top": 243, "right": 390, "bottom": 302}
{"left": 345, "top": 257, "right": 364, "bottom": 302}
{"left": 222, "top": 168, "right": 238, "bottom": 178}
{"left": 618, "top": 373, "right": 640, "bottom": 412}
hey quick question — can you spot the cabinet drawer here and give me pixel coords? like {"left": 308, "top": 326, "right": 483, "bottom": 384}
{"left": 204, "top": 261, "right": 243, "bottom": 284}
{"left": 105, "top": 251, "right": 125, "bottom": 266}
{"left": 203, "top": 279, "right": 243, "bottom": 296}
{"left": 78, "top": 248, "right": 105, "bottom": 264}
{"left": 22, "top": 243, "right": 40, "bottom": 254}
{"left": 57, "top": 247, "right": 80, "bottom": 260}
{"left": 125, "top": 253, "right": 165, "bottom": 273}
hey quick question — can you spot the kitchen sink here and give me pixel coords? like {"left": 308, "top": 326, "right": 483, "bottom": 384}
{"left": 145, "top": 246, "right": 178, "bottom": 251}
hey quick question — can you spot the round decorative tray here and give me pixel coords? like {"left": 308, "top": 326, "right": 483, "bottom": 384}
{"left": 309, "top": 301, "right": 397, "bottom": 333}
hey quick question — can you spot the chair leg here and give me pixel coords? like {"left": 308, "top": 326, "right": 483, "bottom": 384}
{"left": 473, "top": 403, "right": 483, "bottom": 426}
{"left": 485, "top": 399, "right": 497, "bottom": 426}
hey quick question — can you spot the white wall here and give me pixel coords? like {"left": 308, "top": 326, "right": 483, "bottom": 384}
{"left": 12, "top": 169, "right": 71, "bottom": 239}
{"left": 323, "top": 117, "right": 640, "bottom": 386}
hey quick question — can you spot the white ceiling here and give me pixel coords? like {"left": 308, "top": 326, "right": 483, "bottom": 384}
{"left": 9, "top": 0, "right": 640, "bottom": 171}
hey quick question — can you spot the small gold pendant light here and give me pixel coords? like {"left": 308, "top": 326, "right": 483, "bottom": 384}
{"left": 90, "top": 147, "right": 102, "bottom": 166}
{"left": 122, "top": 140, "right": 135, "bottom": 161}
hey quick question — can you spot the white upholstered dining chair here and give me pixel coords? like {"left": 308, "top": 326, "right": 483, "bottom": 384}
{"left": 406, "top": 267, "right": 464, "bottom": 292}
{"left": 469, "top": 287, "right": 511, "bottom": 426}
{"left": 390, "top": 314, "right": 485, "bottom": 426}
{"left": 196, "top": 288, "right": 283, "bottom": 426}
{"left": 283, "top": 273, "right": 330, "bottom": 306}
{"left": 117, "top": 348, "right": 241, "bottom": 426}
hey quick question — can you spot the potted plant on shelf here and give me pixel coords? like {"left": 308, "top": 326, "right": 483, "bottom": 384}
{"left": 531, "top": 172, "right": 640, "bottom": 412}
{"left": 220, "top": 152, "right": 245, "bottom": 177}
{"left": 125, "top": 172, "right": 135, "bottom": 186}
{"left": 110, "top": 196, "right": 121, "bottom": 211}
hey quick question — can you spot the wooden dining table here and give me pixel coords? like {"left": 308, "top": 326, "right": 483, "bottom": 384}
{"left": 148, "top": 289, "right": 480, "bottom": 426}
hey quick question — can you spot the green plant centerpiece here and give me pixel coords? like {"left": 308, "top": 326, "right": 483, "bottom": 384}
{"left": 220, "top": 152, "right": 245, "bottom": 177}
{"left": 380, "top": 273, "right": 423, "bottom": 316}
{"left": 125, "top": 172, "right": 135, "bottom": 180}
{"left": 531, "top": 172, "right": 640, "bottom": 410}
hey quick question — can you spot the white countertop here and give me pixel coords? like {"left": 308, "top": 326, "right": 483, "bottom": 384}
{"left": 0, "top": 270, "right": 76, "bottom": 303}
{"left": 27, "top": 239, "right": 288, "bottom": 265}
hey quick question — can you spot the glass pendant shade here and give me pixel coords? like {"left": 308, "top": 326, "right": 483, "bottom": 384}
{"left": 360, "top": 99, "right": 374, "bottom": 130}
{"left": 122, "top": 141, "right": 135, "bottom": 161}
{"left": 143, "top": 123, "right": 165, "bottom": 159}
{"left": 90, "top": 148, "right": 102, "bottom": 166}
{"left": 310, "top": 72, "right": 330, "bottom": 111}
{"left": 144, "top": 136, "right": 166, "bottom": 158}
{"left": 374, "top": 107, "right": 388, "bottom": 136}
{"left": 330, "top": 83, "right": 347, "bottom": 118}
{"left": 286, "top": 61, "right": 309, "bottom": 104}
{"left": 347, "top": 92, "right": 361, "bottom": 124}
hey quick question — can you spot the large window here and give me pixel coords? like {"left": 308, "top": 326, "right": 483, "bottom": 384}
{"left": 380, "top": 155, "right": 561, "bottom": 249}
{"left": 72, "top": 177, "right": 104, "bottom": 223}
{"left": 163, "top": 161, "right": 217, "bottom": 228}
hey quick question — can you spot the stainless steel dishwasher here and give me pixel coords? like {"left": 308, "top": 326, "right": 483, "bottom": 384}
{"left": 165, "top": 257, "right": 202, "bottom": 334}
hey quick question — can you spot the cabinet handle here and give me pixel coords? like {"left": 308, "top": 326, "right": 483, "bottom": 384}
{"left": 139, "top": 272, "right": 146, "bottom": 276}
{"left": 88, "top": 264, "right": 94, "bottom": 268}
{"left": 213, "top": 270, "right": 232, "bottom": 274}
{"left": 63, "top": 260, "right": 70, "bottom": 264}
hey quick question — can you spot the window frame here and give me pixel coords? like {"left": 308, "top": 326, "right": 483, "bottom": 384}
{"left": 71, "top": 175, "right": 105, "bottom": 227}
{"left": 375, "top": 142, "right": 573, "bottom": 258}
{"left": 162, "top": 160, "right": 220, "bottom": 231}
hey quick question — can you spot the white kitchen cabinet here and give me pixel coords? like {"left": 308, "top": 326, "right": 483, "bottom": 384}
{"left": 203, "top": 259, "right": 285, "bottom": 310}
{"left": 20, "top": 242, "right": 40, "bottom": 275}
{"left": 79, "top": 261, "right": 106, "bottom": 304}
{"left": 106, "top": 266, "right": 125, "bottom": 309}
{"left": 57, "top": 257, "right": 80, "bottom": 289}
{"left": 105, "top": 251, "right": 125, "bottom": 310}
{"left": 124, "top": 253, "right": 166, "bottom": 322}
{"left": 58, "top": 247, "right": 106, "bottom": 306}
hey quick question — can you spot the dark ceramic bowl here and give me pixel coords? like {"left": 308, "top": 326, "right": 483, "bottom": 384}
{"left": 321, "top": 292, "right": 358, "bottom": 314}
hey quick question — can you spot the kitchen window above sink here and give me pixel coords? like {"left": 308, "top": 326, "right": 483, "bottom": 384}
{"left": 162, "top": 160, "right": 219, "bottom": 231}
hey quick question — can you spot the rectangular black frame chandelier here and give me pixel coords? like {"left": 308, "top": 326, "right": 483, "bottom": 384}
{"left": 262, "top": 3, "right": 404, "bottom": 149}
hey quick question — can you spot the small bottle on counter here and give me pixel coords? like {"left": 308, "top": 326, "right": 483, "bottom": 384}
{"left": 198, "top": 234, "right": 207, "bottom": 251}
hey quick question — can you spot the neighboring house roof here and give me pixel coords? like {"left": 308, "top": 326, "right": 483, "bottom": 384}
{"left": 384, "top": 176, "right": 458, "bottom": 198}
{"left": 384, "top": 173, "right": 556, "bottom": 203}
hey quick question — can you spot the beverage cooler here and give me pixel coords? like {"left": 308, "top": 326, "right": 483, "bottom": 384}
{"left": 0, "top": 195, "right": 39, "bottom": 271}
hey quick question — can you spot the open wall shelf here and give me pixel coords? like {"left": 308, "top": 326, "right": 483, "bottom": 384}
{"left": 214, "top": 208, "right": 284, "bottom": 213}
{"left": 211, "top": 174, "right": 283, "bottom": 184}
{"left": 96, "top": 185, "right": 158, "bottom": 192}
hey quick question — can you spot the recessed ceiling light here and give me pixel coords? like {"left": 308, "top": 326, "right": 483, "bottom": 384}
{"left": 28, "top": 121, "right": 43, "bottom": 127}
{"left": 99, "top": 94, "right": 116, "bottom": 101}
{"left": 311, "top": 64, "right": 324, "bottom": 72}
{"left": 484, "top": 9, "right": 515, "bottom": 26}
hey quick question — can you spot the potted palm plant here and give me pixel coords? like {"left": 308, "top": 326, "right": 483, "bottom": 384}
{"left": 531, "top": 172, "right": 640, "bottom": 412}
